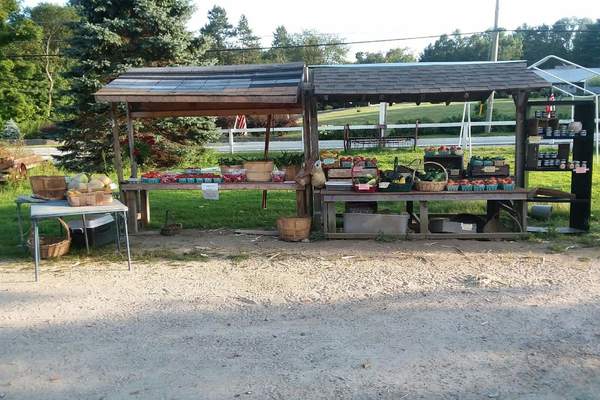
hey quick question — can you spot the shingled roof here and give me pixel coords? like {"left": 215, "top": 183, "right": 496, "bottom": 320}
{"left": 94, "top": 63, "right": 305, "bottom": 117}
{"left": 311, "top": 61, "right": 550, "bottom": 103}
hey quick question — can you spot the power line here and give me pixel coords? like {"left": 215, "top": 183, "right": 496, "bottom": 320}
{"left": 3, "top": 28, "right": 598, "bottom": 59}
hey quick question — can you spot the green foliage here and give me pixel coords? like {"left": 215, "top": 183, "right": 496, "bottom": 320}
{"left": 421, "top": 30, "right": 522, "bottom": 62}
{"left": 273, "top": 151, "right": 304, "bottom": 168}
{"left": 1, "top": 119, "right": 20, "bottom": 139}
{"left": 572, "top": 19, "right": 600, "bottom": 67}
{"left": 356, "top": 48, "right": 416, "bottom": 64}
{"left": 57, "top": 0, "right": 217, "bottom": 173}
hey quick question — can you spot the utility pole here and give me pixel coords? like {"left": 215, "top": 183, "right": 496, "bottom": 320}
{"left": 485, "top": 0, "right": 500, "bottom": 133}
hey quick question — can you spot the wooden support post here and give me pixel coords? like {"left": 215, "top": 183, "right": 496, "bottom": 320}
{"left": 513, "top": 91, "right": 528, "bottom": 188}
{"left": 326, "top": 202, "right": 336, "bottom": 234}
{"left": 124, "top": 190, "right": 138, "bottom": 234}
{"left": 125, "top": 103, "right": 138, "bottom": 179}
{"left": 140, "top": 190, "right": 150, "bottom": 227}
{"left": 110, "top": 103, "right": 124, "bottom": 184}
{"left": 296, "top": 189, "right": 307, "bottom": 217}
{"left": 261, "top": 114, "right": 272, "bottom": 209}
{"left": 419, "top": 201, "right": 429, "bottom": 234}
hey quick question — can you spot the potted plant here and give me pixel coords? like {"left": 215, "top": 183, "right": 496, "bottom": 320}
{"left": 274, "top": 152, "right": 304, "bottom": 181}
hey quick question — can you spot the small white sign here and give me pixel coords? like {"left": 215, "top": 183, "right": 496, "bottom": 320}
{"left": 528, "top": 136, "right": 542, "bottom": 144}
{"left": 574, "top": 167, "right": 588, "bottom": 174}
{"left": 200, "top": 183, "right": 219, "bottom": 200}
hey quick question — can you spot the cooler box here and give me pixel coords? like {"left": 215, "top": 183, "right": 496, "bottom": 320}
{"left": 68, "top": 214, "right": 116, "bottom": 248}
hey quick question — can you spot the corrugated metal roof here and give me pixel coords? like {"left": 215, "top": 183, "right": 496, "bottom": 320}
{"left": 94, "top": 62, "right": 305, "bottom": 104}
{"left": 533, "top": 67, "right": 600, "bottom": 84}
{"left": 312, "top": 61, "right": 550, "bottom": 102}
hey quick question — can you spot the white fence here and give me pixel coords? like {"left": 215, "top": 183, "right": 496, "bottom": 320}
{"left": 216, "top": 119, "right": 581, "bottom": 154}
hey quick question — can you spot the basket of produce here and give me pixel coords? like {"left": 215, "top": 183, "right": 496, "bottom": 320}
{"left": 141, "top": 171, "right": 161, "bottom": 184}
{"left": 277, "top": 216, "right": 311, "bottom": 242}
{"left": 446, "top": 179, "right": 460, "bottom": 191}
{"left": 272, "top": 170, "right": 286, "bottom": 182}
{"left": 243, "top": 160, "right": 274, "bottom": 182}
{"left": 30, "top": 176, "right": 67, "bottom": 200}
{"left": 499, "top": 177, "right": 515, "bottom": 191}
{"left": 339, "top": 156, "right": 353, "bottom": 168}
{"left": 379, "top": 157, "right": 415, "bottom": 192}
{"left": 415, "top": 161, "right": 448, "bottom": 192}
{"left": 320, "top": 150, "right": 339, "bottom": 168}
{"left": 351, "top": 164, "right": 379, "bottom": 193}
{"left": 485, "top": 178, "right": 498, "bottom": 191}
{"left": 28, "top": 218, "right": 71, "bottom": 259}
{"left": 66, "top": 174, "right": 114, "bottom": 206}
{"left": 472, "top": 179, "right": 486, "bottom": 191}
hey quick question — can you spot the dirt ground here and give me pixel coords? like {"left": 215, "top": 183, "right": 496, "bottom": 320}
{"left": 1, "top": 230, "right": 600, "bottom": 400}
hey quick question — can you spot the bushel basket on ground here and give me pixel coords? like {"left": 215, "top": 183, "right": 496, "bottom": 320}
{"left": 27, "top": 218, "right": 71, "bottom": 259}
{"left": 277, "top": 217, "right": 311, "bottom": 242}
{"left": 30, "top": 176, "right": 67, "bottom": 200}
{"left": 415, "top": 161, "right": 448, "bottom": 192}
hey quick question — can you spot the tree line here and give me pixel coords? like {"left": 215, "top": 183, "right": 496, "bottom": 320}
{"left": 1, "top": 0, "right": 599, "bottom": 172}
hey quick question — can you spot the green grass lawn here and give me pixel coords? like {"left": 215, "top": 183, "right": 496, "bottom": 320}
{"left": 1, "top": 147, "right": 598, "bottom": 260}
{"left": 318, "top": 100, "right": 572, "bottom": 126}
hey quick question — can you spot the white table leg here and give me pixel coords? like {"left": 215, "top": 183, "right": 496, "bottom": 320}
{"left": 122, "top": 212, "right": 132, "bottom": 271}
{"left": 81, "top": 214, "right": 90, "bottom": 254}
{"left": 33, "top": 219, "right": 40, "bottom": 282}
{"left": 114, "top": 212, "right": 121, "bottom": 252}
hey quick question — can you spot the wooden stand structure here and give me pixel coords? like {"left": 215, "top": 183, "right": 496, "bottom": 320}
{"left": 95, "top": 63, "right": 314, "bottom": 233}
{"left": 308, "top": 61, "right": 550, "bottom": 238}
{"left": 96, "top": 60, "right": 559, "bottom": 238}
{"left": 524, "top": 99, "right": 595, "bottom": 232}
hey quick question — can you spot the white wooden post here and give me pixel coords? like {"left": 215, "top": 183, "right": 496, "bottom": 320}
{"left": 228, "top": 128, "right": 234, "bottom": 154}
{"left": 378, "top": 102, "right": 387, "bottom": 138}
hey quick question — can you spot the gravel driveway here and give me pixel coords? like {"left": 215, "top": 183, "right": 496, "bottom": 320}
{"left": 1, "top": 232, "right": 599, "bottom": 399}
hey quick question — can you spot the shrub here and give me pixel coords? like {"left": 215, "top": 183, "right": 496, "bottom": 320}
{"left": 2, "top": 119, "right": 21, "bottom": 140}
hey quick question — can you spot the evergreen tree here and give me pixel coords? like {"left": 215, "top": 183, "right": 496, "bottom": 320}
{"left": 200, "top": 5, "right": 235, "bottom": 64}
{"left": 2, "top": 119, "right": 20, "bottom": 140}
{"left": 56, "top": 0, "right": 218, "bottom": 173}
{"left": 232, "top": 14, "right": 261, "bottom": 64}
{"left": 266, "top": 25, "right": 292, "bottom": 63}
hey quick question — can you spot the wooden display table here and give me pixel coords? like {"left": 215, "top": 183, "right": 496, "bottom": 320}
{"left": 320, "top": 189, "right": 529, "bottom": 240}
{"left": 120, "top": 182, "right": 307, "bottom": 233}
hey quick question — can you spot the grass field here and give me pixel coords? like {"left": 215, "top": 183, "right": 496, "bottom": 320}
{"left": 1, "top": 147, "right": 597, "bottom": 259}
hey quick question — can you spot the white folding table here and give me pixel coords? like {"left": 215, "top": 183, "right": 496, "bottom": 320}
{"left": 28, "top": 200, "right": 132, "bottom": 281}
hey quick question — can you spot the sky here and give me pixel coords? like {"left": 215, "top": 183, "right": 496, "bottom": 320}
{"left": 22, "top": 0, "right": 599, "bottom": 60}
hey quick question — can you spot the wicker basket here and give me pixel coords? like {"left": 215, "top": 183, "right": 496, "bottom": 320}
{"left": 67, "top": 190, "right": 113, "bottom": 207}
{"left": 28, "top": 218, "right": 71, "bottom": 259}
{"left": 244, "top": 160, "right": 274, "bottom": 182}
{"left": 277, "top": 217, "right": 311, "bottom": 242}
{"left": 30, "top": 176, "right": 67, "bottom": 200}
{"left": 284, "top": 164, "right": 301, "bottom": 181}
{"left": 415, "top": 161, "right": 448, "bottom": 192}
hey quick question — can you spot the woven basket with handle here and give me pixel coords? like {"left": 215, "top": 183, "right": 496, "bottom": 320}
{"left": 28, "top": 218, "right": 71, "bottom": 259}
{"left": 415, "top": 161, "right": 448, "bottom": 192}
{"left": 30, "top": 176, "right": 67, "bottom": 200}
{"left": 277, "top": 217, "right": 311, "bottom": 242}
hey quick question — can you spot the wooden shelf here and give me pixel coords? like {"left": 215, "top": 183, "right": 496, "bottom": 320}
{"left": 120, "top": 182, "right": 304, "bottom": 191}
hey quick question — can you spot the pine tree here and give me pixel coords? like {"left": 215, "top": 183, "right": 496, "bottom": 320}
{"left": 232, "top": 15, "right": 261, "bottom": 64}
{"left": 200, "top": 5, "right": 235, "bottom": 65}
{"left": 2, "top": 119, "right": 21, "bottom": 140}
{"left": 57, "top": 0, "right": 218, "bottom": 173}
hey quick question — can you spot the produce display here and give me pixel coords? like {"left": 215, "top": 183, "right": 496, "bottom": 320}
{"left": 66, "top": 173, "right": 114, "bottom": 206}
{"left": 140, "top": 165, "right": 291, "bottom": 184}
{"left": 424, "top": 145, "right": 463, "bottom": 157}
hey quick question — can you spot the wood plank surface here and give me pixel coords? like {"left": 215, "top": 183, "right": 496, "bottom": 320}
{"left": 120, "top": 182, "right": 304, "bottom": 191}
